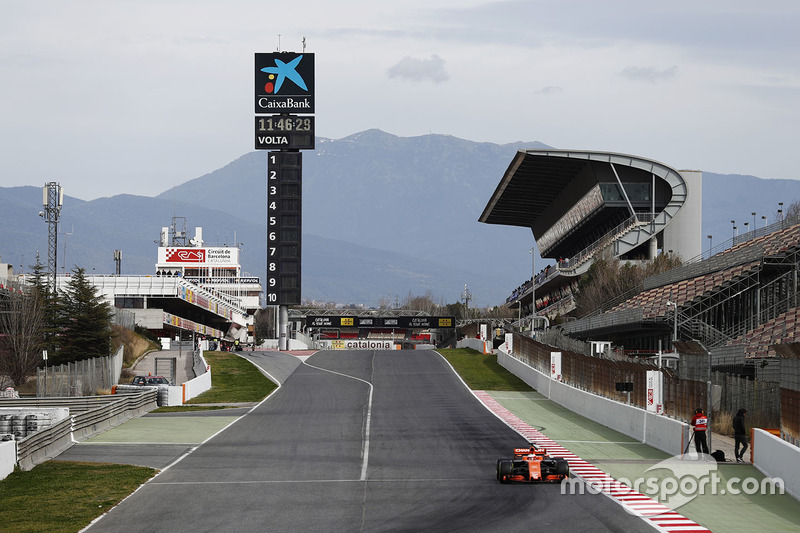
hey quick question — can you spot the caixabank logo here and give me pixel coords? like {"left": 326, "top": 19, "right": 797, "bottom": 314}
{"left": 255, "top": 52, "right": 314, "bottom": 113}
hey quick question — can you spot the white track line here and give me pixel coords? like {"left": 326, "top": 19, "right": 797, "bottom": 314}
{"left": 151, "top": 477, "right": 478, "bottom": 485}
{"left": 301, "top": 356, "right": 374, "bottom": 482}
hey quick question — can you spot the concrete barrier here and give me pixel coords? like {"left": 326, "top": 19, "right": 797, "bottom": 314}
{"left": 456, "top": 338, "right": 490, "bottom": 354}
{"left": 497, "top": 346, "right": 688, "bottom": 455}
{"left": 752, "top": 429, "right": 800, "bottom": 499}
{"left": 182, "top": 366, "right": 211, "bottom": 403}
{"left": 0, "top": 440, "right": 15, "bottom": 481}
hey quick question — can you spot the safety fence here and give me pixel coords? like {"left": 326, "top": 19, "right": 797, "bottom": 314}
{"left": 514, "top": 332, "right": 782, "bottom": 427}
{"left": 516, "top": 333, "right": 708, "bottom": 423}
{"left": 36, "top": 346, "right": 124, "bottom": 396}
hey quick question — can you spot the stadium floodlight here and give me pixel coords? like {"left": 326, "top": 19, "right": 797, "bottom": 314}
{"left": 666, "top": 301, "right": 678, "bottom": 342}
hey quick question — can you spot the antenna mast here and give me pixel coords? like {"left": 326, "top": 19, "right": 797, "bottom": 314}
{"left": 41, "top": 182, "right": 63, "bottom": 295}
{"left": 462, "top": 283, "right": 473, "bottom": 317}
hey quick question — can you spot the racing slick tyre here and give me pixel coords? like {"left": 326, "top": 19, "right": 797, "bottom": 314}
{"left": 496, "top": 459, "right": 513, "bottom": 482}
{"left": 555, "top": 458, "right": 569, "bottom": 477}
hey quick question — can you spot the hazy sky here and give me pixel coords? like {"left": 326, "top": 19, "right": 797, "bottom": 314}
{"left": 2, "top": 1, "right": 799, "bottom": 200}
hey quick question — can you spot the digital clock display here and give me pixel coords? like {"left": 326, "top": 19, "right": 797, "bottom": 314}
{"left": 257, "top": 115, "right": 314, "bottom": 133}
{"left": 254, "top": 115, "right": 315, "bottom": 150}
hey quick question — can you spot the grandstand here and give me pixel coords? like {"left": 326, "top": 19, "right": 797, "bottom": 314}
{"left": 481, "top": 148, "right": 800, "bottom": 443}
{"left": 480, "top": 150, "right": 702, "bottom": 321}
{"left": 560, "top": 216, "right": 800, "bottom": 354}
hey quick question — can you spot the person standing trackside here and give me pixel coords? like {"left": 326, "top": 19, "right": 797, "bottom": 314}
{"left": 733, "top": 408, "right": 749, "bottom": 463}
{"left": 691, "top": 408, "right": 710, "bottom": 455}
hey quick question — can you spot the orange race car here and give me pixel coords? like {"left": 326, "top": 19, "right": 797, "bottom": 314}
{"left": 496, "top": 444, "right": 570, "bottom": 483}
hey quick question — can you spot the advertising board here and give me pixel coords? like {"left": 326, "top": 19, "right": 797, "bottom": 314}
{"left": 331, "top": 339, "right": 395, "bottom": 350}
{"left": 158, "top": 247, "right": 239, "bottom": 266}
{"left": 305, "top": 316, "right": 456, "bottom": 329}
{"left": 255, "top": 53, "right": 315, "bottom": 114}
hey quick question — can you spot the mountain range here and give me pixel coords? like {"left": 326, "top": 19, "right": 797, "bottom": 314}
{"left": 1, "top": 129, "right": 799, "bottom": 307}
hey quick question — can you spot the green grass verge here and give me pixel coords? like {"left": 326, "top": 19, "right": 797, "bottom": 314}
{"left": 0, "top": 461, "right": 156, "bottom": 533}
{"left": 439, "top": 348, "right": 532, "bottom": 391}
{"left": 185, "top": 351, "right": 277, "bottom": 404}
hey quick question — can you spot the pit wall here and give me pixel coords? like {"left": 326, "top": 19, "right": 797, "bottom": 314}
{"left": 496, "top": 345, "right": 688, "bottom": 456}
{"left": 752, "top": 429, "right": 800, "bottom": 500}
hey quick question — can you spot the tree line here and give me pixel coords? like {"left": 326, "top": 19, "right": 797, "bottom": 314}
{"left": 0, "top": 260, "right": 112, "bottom": 387}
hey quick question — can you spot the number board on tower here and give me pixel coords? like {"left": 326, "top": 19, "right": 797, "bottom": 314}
{"left": 267, "top": 151, "right": 302, "bottom": 306}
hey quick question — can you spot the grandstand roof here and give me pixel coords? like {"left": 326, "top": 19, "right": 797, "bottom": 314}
{"left": 479, "top": 149, "right": 684, "bottom": 259}
{"left": 479, "top": 151, "right": 587, "bottom": 228}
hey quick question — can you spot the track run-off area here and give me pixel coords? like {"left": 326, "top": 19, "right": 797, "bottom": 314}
{"left": 75, "top": 349, "right": 799, "bottom": 532}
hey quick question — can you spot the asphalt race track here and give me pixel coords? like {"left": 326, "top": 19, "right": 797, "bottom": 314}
{"left": 87, "top": 350, "right": 655, "bottom": 532}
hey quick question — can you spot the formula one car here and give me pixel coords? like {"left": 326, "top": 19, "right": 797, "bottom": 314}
{"left": 496, "top": 444, "right": 570, "bottom": 483}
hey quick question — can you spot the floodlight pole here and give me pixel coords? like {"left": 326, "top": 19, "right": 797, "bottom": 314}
{"left": 666, "top": 301, "right": 677, "bottom": 345}
{"left": 529, "top": 247, "right": 535, "bottom": 332}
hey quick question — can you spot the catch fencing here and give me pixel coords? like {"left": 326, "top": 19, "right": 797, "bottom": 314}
{"left": 514, "top": 333, "right": 756, "bottom": 424}
{"left": 520, "top": 332, "right": 782, "bottom": 427}
{"left": 36, "top": 346, "right": 124, "bottom": 396}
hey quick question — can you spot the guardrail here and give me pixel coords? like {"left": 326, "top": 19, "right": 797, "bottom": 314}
{"left": 1, "top": 389, "right": 158, "bottom": 472}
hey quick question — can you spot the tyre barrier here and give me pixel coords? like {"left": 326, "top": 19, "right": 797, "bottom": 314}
{"left": 0, "top": 411, "right": 62, "bottom": 439}
{"left": 114, "top": 384, "right": 172, "bottom": 406}
{"left": 4, "top": 391, "right": 158, "bottom": 471}
{"left": 157, "top": 387, "right": 169, "bottom": 406}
